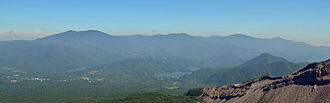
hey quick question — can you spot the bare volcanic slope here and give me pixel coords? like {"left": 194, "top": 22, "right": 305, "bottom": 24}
{"left": 200, "top": 59, "right": 330, "bottom": 103}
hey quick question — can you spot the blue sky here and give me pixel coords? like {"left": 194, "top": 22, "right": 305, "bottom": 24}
{"left": 0, "top": 0, "right": 330, "bottom": 46}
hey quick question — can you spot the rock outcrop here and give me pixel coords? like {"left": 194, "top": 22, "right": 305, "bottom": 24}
{"left": 200, "top": 59, "right": 330, "bottom": 103}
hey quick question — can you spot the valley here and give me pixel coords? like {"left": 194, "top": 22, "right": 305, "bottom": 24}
{"left": 0, "top": 52, "right": 307, "bottom": 103}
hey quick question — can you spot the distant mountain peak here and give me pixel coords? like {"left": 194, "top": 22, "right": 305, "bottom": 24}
{"left": 59, "top": 30, "right": 108, "bottom": 35}
{"left": 240, "top": 53, "right": 290, "bottom": 67}
{"left": 273, "top": 37, "right": 284, "bottom": 40}
{"left": 258, "top": 53, "right": 275, "bottom": 57}
{"left": 64, "top": 30, "right": 76, "bottom": 33}
{"left": 167, "top": 33, "right": 192, "bottom": 37}
{"left": 152, "top": 33, "right": 195, "bottom": 39}
{"left": 35, "top": 30, "right": 112, "bottom": 42}
{"left": 81, "top": 30, "right": 105, "bottom": 33}
{"left": 227, "top": 34, "right": 254, "bottom": 39}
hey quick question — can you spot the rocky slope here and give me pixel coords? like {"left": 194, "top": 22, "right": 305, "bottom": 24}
{"left": 200, "top": 59, "right": 330, "bottom": 103}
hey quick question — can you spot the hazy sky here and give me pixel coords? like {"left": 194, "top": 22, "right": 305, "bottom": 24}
{"left": 0, "top": 0, "right": 330, "bottom": 46}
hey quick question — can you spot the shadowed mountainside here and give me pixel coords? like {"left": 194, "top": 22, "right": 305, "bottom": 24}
{"left": 180, "top": 53, "right": 306, "bottom": 86}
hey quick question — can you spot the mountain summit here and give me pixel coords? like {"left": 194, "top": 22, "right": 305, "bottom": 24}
{"left": 36, "top": 30, "right": 112, "bottom": 41}
{"left": 226, "top": 34, "right": 254, "bottom": 39}
{"left": 239, "top": 53, "right": 289, "bottom": 67}
{"left": 34, "top": 30, "right": 114, "bottom": 47}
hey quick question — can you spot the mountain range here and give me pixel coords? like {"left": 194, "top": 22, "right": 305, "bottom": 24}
{"left": 0, "top": 30, "right": 329, "bottom": 74}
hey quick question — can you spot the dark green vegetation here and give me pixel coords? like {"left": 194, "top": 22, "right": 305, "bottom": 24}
{"left": 185, "top": 88, "right": 204, "bottom": 96}
{"left": 0, "top": 57, "right": 193, "bottom": 103}
{"left": 93, "top": 92, "right": 204, "bottom": 103}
